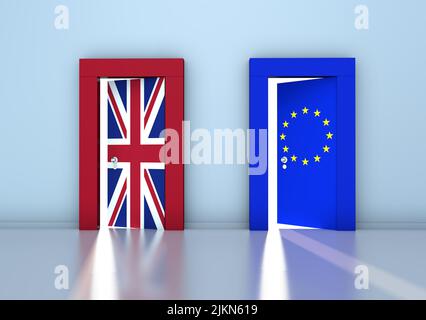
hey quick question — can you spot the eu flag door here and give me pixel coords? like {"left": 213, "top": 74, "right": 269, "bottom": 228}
{"left": 277, "top": 78, "right": 338, "bottom": 229}
{"left": 249, "top": 58, "right": 355, "bottom": 231}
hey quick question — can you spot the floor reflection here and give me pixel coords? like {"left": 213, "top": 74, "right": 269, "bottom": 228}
{"left": 279, "top": 229, "right": 426, "bottom": 299}
{"left": 72, "top": 229, "right": 184, "bottom": 299}
{"left": 257, "top": 230, "right": 289, "bottom": 299}
{"left": 279, "top": 229, "right": 357, "bottom": 299}
{"left": 1, "top": 228, "right": 426, "bottom": 299}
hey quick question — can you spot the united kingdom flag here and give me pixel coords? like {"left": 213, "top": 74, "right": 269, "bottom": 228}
{"left": 100, "top": 78, "right": 166, "bottom": 229}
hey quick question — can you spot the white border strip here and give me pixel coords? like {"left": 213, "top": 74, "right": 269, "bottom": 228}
{"left": 100, "top": 79, "right": 108, "bottom": 227}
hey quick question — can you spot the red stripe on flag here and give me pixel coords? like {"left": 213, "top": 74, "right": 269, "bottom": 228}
{"left": 108, "top": 180, "right": 127, "bottom": 227}
{"left": 130, "top": 79, "right": 141, "bottom": 228}
{"left": 108, "top": 84, "right": 128, "bottom": 138}
{"left": 144, "top": 169, "right": 165, "bottom": 227}
{"left": 144, "top": 77, "right": 164, "bottom": 126}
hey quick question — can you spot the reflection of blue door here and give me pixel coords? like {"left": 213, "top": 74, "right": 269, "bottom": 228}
{"left": 277, "top": 78, "right": 337, "bottom": 229}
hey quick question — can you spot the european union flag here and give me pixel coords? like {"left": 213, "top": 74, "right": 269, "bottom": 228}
{"left": 277, "top": 78, "right": 337, "bottom": 228}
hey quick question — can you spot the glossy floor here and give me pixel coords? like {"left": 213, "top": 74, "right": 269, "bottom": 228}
{"left": 1, "top": 228, "right": 426, "bottom": 299}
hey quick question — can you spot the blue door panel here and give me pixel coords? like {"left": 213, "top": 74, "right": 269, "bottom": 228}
{"left": 277, "top": 78, "right": 337, "bottom": 229}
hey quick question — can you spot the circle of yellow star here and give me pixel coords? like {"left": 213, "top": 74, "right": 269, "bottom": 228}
{"left": 323, "top": 118, "right": 330, "bottom": 126}
{"left": 291, "top": 111, "right": 297, "bottom": 118}
{"left": 283, "top": 146, "right": 289, "bottom": 152}
{"left": 326, "top": 132, "right": 333, "bottom": 140}
{"left": 314, "top": 109, "right": 321, "bottom": 117}
{"left": 302, "top": 158, "right": 309, "bottom": 165}
{"left": 314, "top": 155, "right": 321, "bottom": 162}
{"left": 302, "top": 107, "right": 309, "bottom": 114}
{"left": 323, "top": 145, "right": 330, "bottom": 153}
{"left": 291, "top": 155, "right": 297, "bottom": 162}
{"left": 280, "top": 133, "right": 286, "bottom": 140}
{"left": 282, "top": 121, "right": 289, "bottom": 128}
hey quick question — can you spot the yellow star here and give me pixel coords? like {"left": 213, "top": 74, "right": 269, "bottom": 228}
{"left": 314, "top": 155, "right": 321, "bottom": 162}
{"left": 291, "top": 111, "right": 297, "bottom": 118}
{"left": 280, "top": 133, "right": 286, "bottom": 140}
{"left": 302, "top": 107, "right": 309, "bottom": 114}
{"left": 314, "top": 109, "right": 321, "bottom": 117}
{"left": 323, "top": 118, "right": 330, "bottom": 126}
{"left": 282, "top": 121, "right": 289, "bottom": 128}
{"left": 323, "top": 145, "right": 330, "bottom": 153}
{"left": 326, "top": 132, "right": 333, "bottom": 140}
{"left": 291, "top": 155, "right": 297, "bottom": 162}
{"left": 302, "top": 158, "right": 309, "bottom": 165}
{"left": 283, "top": 146, "right": 289, "bottom": 152}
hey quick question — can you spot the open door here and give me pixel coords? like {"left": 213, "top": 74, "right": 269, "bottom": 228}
{"left": 277, "top": 78, "right": 337, "bottom": 229}
{"left": 249, "top": 58, "right": 355, "bottom": 231}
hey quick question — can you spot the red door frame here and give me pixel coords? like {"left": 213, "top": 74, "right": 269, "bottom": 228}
{"left": 79, "top": 59, "right": 184, "bottom": 230}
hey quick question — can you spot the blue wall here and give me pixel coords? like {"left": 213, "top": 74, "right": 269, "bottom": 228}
{"left": 0, "top": 0, "right": 425, "bottom": 226}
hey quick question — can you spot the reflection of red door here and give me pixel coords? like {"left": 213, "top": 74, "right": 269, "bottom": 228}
{"left": 79, "top": 59, "right": 184, "bottom": 230}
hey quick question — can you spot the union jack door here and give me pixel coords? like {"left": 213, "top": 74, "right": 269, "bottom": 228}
{"left": 99, "top": 78, "right": 166, "bottom": 229}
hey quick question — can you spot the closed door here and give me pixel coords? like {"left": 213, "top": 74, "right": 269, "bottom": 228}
{"left": 99, "top": 78, "right": 166, "bottom": 229}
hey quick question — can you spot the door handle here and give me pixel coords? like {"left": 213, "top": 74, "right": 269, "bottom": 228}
{"left": 281, "top": 156, "right": 287, "bottom": 170}
{"left": 111, "top": 156, "right": 118, "bottom": 169}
